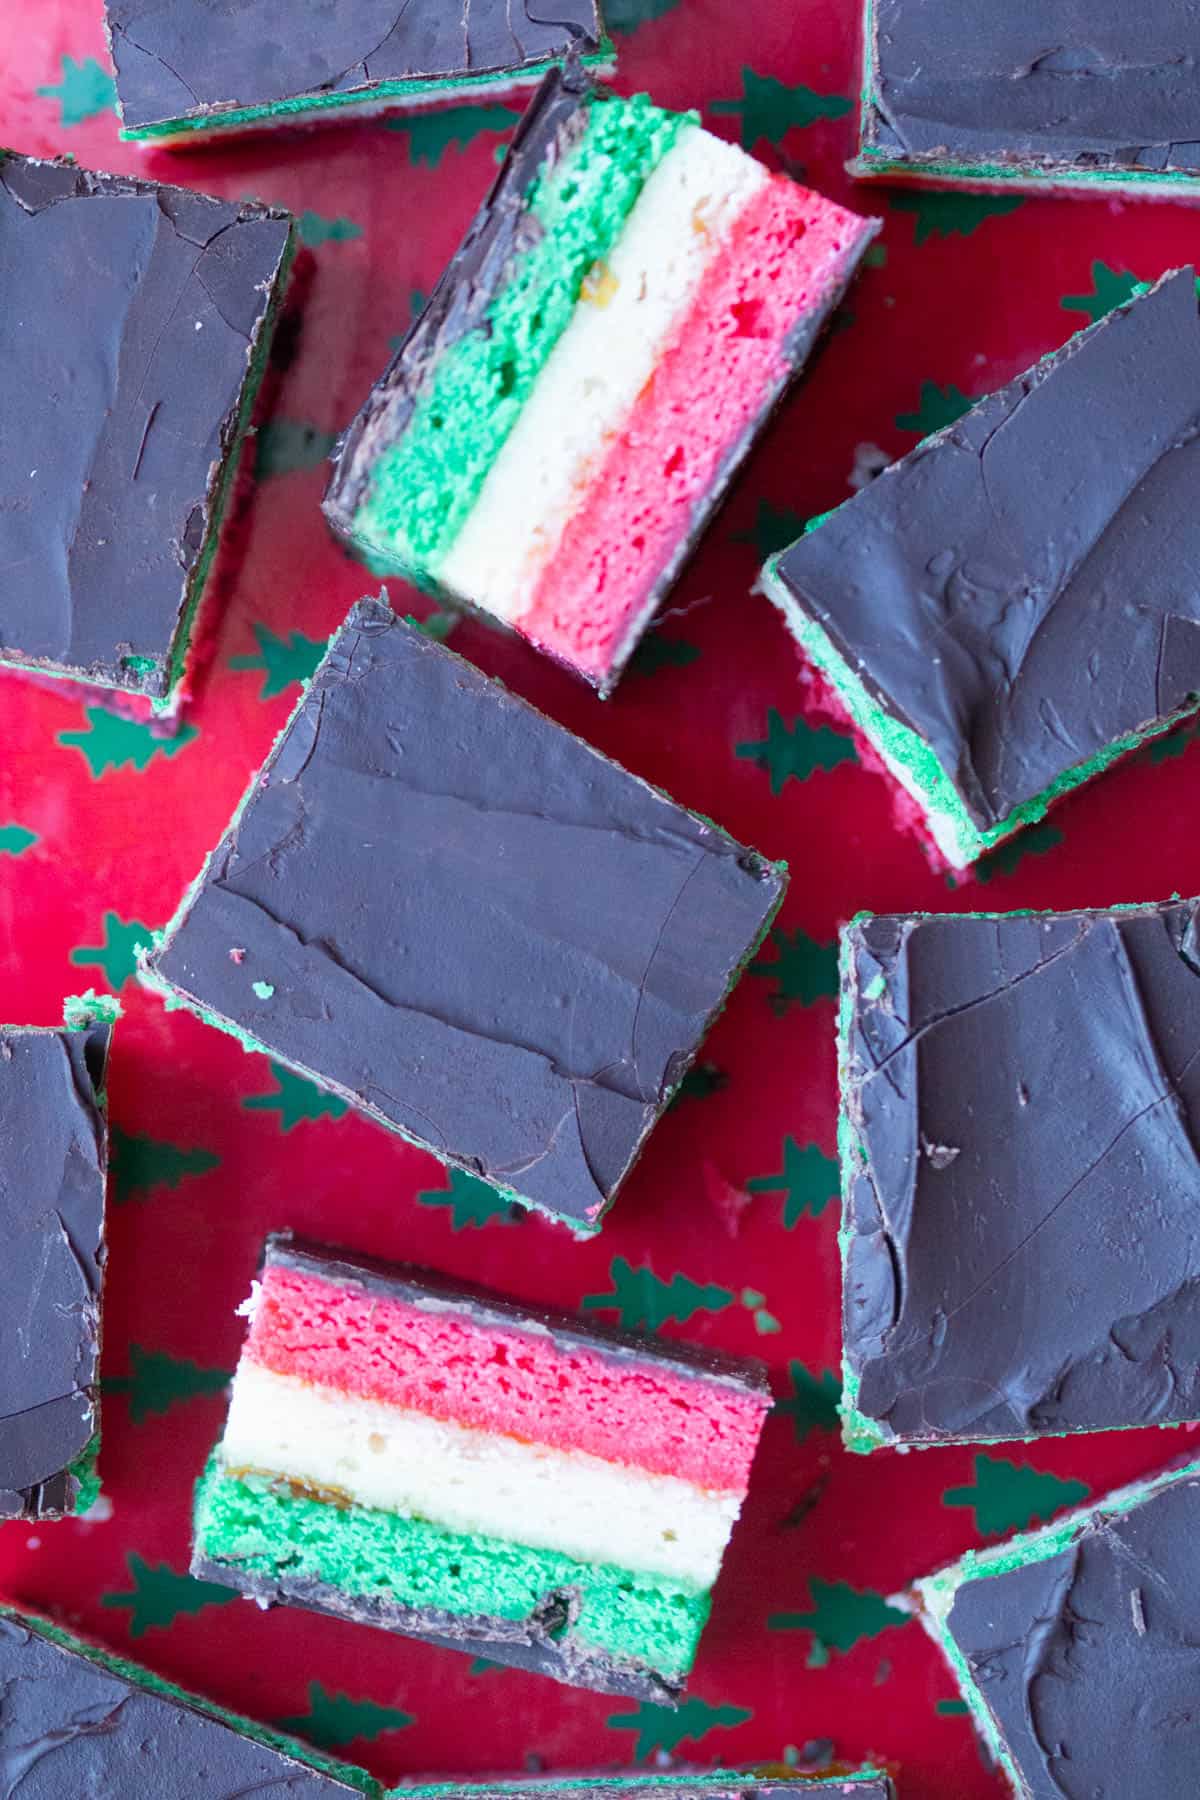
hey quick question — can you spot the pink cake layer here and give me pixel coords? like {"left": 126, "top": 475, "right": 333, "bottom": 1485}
{"left": 514, "top": 179, "right": 871, "bottom": 683}
{"left": 247, "top": 1264, "right": 768, "bottom": 1490}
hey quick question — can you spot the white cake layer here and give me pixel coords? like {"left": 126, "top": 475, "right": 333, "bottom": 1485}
{"left": 437, "top": 122, "right": 768, "bottom": 618}
{"left": 220, "top": 1362, "right": 740, "bottom": 1588}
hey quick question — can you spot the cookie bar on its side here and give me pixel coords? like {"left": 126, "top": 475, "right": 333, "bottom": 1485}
{"left": 0, "top": 153, "right": 294, "bottom": 713}
{"left": 907, "top": 1460, "right": 1200, "bottom": 1797}
{"left": 763, "top": 270, "right": 1200, "bottom": 868}
{"left": 0, "top": 996, "right": 116, "bottom": 1518}
{"left": 839, "top": 901, "right": 1200, "bottom": 1452}
{"left": 144, "top": 601, "right": 786, "bottom": 1232}
{"left": 389, "top": 1776, "right": 895, "bottom": 1797}
{"left": 192, "top": 1234, "right": 771, "bottom": 1700}
{"left": 325, "top": 66, "right": 878, "bottom": 694}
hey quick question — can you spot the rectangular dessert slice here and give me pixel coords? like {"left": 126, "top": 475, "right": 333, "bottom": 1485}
{"left": 323, "top": 65, "right": 879, "bottom": 694}
{"left": 105, "top": 3, "right": 612, "bottom": 144}
{"left": 0, "top": 153, "right": 294, "bottom": 713}
{"left": 0, "top": 995, "right": 116, "bottom": 1519}
{"left": 193, "top": 1234, "right": 771, "bottom": 1700}
{"left": 838, "top": 901, "right": 1200, "bottom": 1453}
{"left": 0, "top": 1602, "right": 372, "bottom": 1793}
{"left": 390, "top": 1776, "right": 894, "bottom": 1797}
{"left": 854, "top": 0, "right": 1200, "bottom": 196}
{"left": 762, "top": 269, "right": 1200, "bottom": 868}
{"left": 143, "top": 600, "right": 785, "bottom": 1231}
{"left": 908, "top": 1459, "right": 1200, "bottom": 1798}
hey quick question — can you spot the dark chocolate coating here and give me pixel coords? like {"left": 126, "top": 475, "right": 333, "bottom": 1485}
{"left": 842, "top": 901, "right": 1200, "bottom": 1444}
{"left": 772, "top": 270, "right": 1200, "bottom": 834}
{"left": 326, "top": 65, "right": 591, "bottom": 530}
{"left": 866, "top": 0, "right": 1200, "bottom": 173}
{"left": 945, "top": 1471, "right": 1200, "bottom": 1798}
{"left": 150, "top": 603, "right": 784, "bottom": 1225}
{"left": 267, "top": 1236, "right": 770, "bottom": 1398}
{"left": 0, "top": 1022, "right": 109, "bottom": 1518}
{"left": 0, "top": 1613, "right": 360, "bottom": 1796}
{"left": 0, "top": 154, "right": 292, "bottom": 697}
{"left": 105, "top": 1, "right": 602, "bottom": 131}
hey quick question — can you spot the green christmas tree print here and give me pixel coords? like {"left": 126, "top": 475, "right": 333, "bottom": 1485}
{"left": 70, "top": 912, "right": 156, "bottom": 991}
{"left": 242, "top": 1063, "right": 349, "bottom": 1132}
{"left": 230, "top": 622, "right": 327, "bottom": 698}
{"left": 711, "top": 71, "right": 851, "bottom": 151}
{"left": 606, "top": 0, "right": 682, "bottom": 33}
{"left": 968, "top": 822, "right": 1064, "bottom": 886}
{"left": 277, "top": 1682, "right": 413, "bottom": 1750}
{"left": 890, "top": 190, "right": 1024, "bottom": 245}
{"left": 627, "top": 635, "right": 702, "bottom": 678}
{"left": 895, "top": 381, "right": 974, "bottom": 436}
{"left": 582, "top": 1257, "right": 734, "bottom": 1331}
{"left": 254, "top": 421, "right": 338, "bottom": 480}
{"left": 101, "top": 1555, "right": 238, "bottom": 1637}
{"left": 110, "top": 1128, "right": 220, "bottom": 1203}
{"left": 297, "top": 211, "right": 362, "bottom": 247}
{"left": 37, "top": 55, "right": 117, "bottom": 125}
{"left": 1061, "top": 260, "right": 1143, "bottom": 323}
{"left": 736, "top": 711, "right": 856, "bottom": 793}
{"left": 749, "top": 926, "right": 838, "bottom": 1013}
{"left": 416, "top": 1168, "right": 522, "bottom": 1229}
{"left": 608, "top": 1695, "right": 752, "bottom": 1760}
{"left": 105, "top": 1347, "right": 231, "bottom": 1424}
{"left": 747, "top": 1137, "right": 839, "bottom": 1226}
{"left": 769, "top": 1578, "right": 908, "bottom": 1661}
{"left": 59, "top": 710, "right": 198, "bottom": 777}
{"left": 388, "top": 105, "right": 521, "bottom": 167}
{"left": 777, "top": 1362, "right": 841, "bottom": 1442}
{"left": 943, "top": 1455, "right": 1090, "bottom": 1536}
{"left": 733, "top": 499, "right": 807, "bottom": 560}
{"left": 0, "top": 824, "right": 36, "bottom": 856}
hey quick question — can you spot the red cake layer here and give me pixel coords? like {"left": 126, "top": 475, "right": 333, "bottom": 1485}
{"left": 246, "top": 1264, "right": 767, "bottom": 1490}
{"left": 515, "top": 180, "right": 868, "bottom": 683}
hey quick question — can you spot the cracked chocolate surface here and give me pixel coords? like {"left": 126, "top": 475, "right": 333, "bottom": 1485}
{"left": 944, "top": 1470, "right": 1200, "bottom": 1798}
{"left": 865, "top": 1, "right": 1200, "bottom": 174}
{"left": 771, "top": 270, "right": 1200, "bottom": 835}
{"left": 0, "top": 1021, "right": 110, "bottom": 1518}
{"left": 842, "top": 902, "right": 1200, "bottom": 1445}
{"left": 0, "top": 1613, "right": 359, "bottom": 1795}
{"left": 0, "top": 154, "right": 292, "bottom": 698}
{"left": 105, "top": 0, "right": 603, "bottom": 131}
{"left": 150, "top": 602, "right": 784, "bottom": 1226}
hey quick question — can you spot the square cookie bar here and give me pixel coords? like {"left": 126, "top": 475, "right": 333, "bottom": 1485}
{"left": 839, "top": 902, "right": 1200, "bottom": 1451}
{"left": 145, "top": 601, "right": 785, "bottom": 1231}
{"left": 105, "top": 2, "right": 611, "bottom": 145}
{"left": 855, "top": 0, "right": 1200, "bottom": 196}
{"left": 0, "top": 153, "right": 294, "bottom": 711}
{"left": 0, "top": 1604, "right": 370, "bottom": 1794}
{"left": 910, "top": 1459, "right": 1200, "bottom": 1798}
{"left": 0, "top": 998, "right": 115, "bottom": 1518}
{"left": 193, "top": 1235, "right": 771, "bottom": 1701}
{"left": 324, "top": 66, "right": 878, "bottom": 693}
{"left": 763, "top": 270, "right": 1200, "bottom": 867}
{"left": 390, "top": 1778, "right": 894, "bottom": 1797}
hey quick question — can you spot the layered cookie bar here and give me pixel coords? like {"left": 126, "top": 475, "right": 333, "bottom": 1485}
{"left": 105, "top": 3, "right": 611, "bottom": 144}
{"left": 838, "top": 902, "right": 1200, "bottom": 1452}
{"left": 391, "top": 1777, "right": 894, "bottom": 1797}
{"left": 0, "top": 1604, "right": 371, "bottom": 1794}
{"left": 763, "top": 270, "right": 1200, "bottom": 867}
{"left": 0, "top": 997, "right": 116, "bottom": 1518}
{"left": 192, "top": 1235, "right": 771, "bottom": 1700}
{"left": 144, "top": 601, "right": 785, "bottom": 1231}
{"left": 909, "top": 1459, "right": 1200, "bottom": 1797}
{"left": 324, "top": 66, "right": 878, "bottom": 693}
{"left": 855, "top": 0, "right": 1200, "bottom": 196}
{"left": 0, "top": 153, "right": 294, "bottom": 712}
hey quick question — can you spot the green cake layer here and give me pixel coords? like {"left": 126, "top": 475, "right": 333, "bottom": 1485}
{"left": 352, "top": 91, "right": 689, "bottom": 575}
{"left": 195, "top": 1464, "right": 710, "bottom": 1678}
{"left": 119, "top": 50, "right": 615, "bottom": 142}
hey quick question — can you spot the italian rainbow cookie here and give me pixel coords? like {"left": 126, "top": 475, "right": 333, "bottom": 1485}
{"left": 193, "top": 1235, "right": 771, "bottom": 1699}
{"left": 390, "top": 1776, "right": 895, "bottom": 1797}
{"left": 324, "top": 65, "right": 879, "bottom": 693}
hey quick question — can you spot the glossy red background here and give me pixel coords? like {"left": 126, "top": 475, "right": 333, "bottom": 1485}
{"left": 3, "top": 4, "right": 1200, "bottom": 1795}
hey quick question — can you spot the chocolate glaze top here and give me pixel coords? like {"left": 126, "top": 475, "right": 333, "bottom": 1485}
{"left": 945, "top": 1471, "right": 1200, "bottom": 1797}
{"left": 0, "top": 1613, "right": 361, "bottom": 1795}
{"left": 0, "top": 154, "right": 292, "bottom": 696}
{"left": 867, "top": 0, "right": 1200, "bottom": 171}
{"left": 772, "top": 270, "right": 1200, "bottom": 832}
{"left": 105, "top": 1, "right": 602, "bottom": 131}
{"left": 0, "top": 1021, "right": 110, "bottom": 1518}
{"left": 152, "top": 603, "right": 784, "bottom": 1225}
{"left": 842, "top": 902, "right": 1200, "bottom": 1443}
